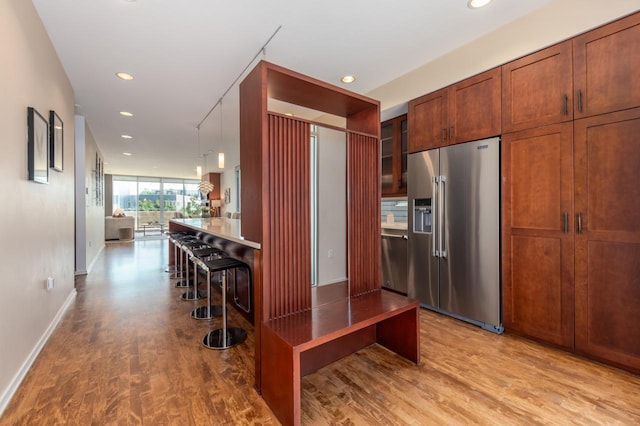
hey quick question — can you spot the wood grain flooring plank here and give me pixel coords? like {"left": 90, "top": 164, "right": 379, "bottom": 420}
{"left": 2, "top": 239, "right": 639, "bottom": 425}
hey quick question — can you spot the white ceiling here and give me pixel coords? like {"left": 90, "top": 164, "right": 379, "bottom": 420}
{"left": 32, "top": 0, "right": 557, "bottom": 179}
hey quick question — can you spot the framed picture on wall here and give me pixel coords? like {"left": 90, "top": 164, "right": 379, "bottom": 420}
{"left": 27, "top": 107, "right": 49, "bottom": 184}
{"left": 49, "top": 110, "right": 63, "bottom": 172}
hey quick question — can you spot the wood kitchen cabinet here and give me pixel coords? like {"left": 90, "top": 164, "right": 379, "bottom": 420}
{"left": 408, "top": 88, "right": 448, "bottom": 152}
{"left": 503, "top": 108, "right": 640, "bottom": 371}
{"left": 408, "top": 67, "right": 501, "bottom": 153}
{"left": 502, "top": 13, "right": 640, "bottom": 372}
{"left": 573, "top": 107, "right": 640, "bottom": 371}
{"left": 502, "top": 122, "right": 575, "bottom": 350}
{"left": 381, "top": 114, "right": 407, "bottom": 196}
{"left": 449, "top": 67, "right": 501, "bottom": 144}
{"left": 502, "top": 40, "right": 573, "bottom": 133}
{"left": 573, "top": 12, "right": 640, "bottom": 119}
{"left": 203, "top": 172, "right": 220, "bottom": 201}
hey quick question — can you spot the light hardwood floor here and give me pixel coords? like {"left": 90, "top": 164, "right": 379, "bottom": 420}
{"left": 2, "top": 239, "right": 639, "bottom": 425}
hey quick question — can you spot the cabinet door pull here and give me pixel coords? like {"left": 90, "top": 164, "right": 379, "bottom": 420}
{"left": 563, "top": 94, "right": 568, "bottom": 115}
{"left": 449, "top": 125, "right": 453, "bottom": 141}
{"left": 577, "top": 90, "right": 583, "bottom": 112}
{"left": 577, "top": 212, "right": 583, "bottom": 234}
{"left": 442, "top": 128, "right": 446, "bottom": 141}
{"left": 564, "top": 212, "right": 569, "bottom": 233}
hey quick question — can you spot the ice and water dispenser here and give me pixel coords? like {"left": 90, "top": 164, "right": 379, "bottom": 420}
{"left": 413, "top": 198, "right": 432, "bottom": 233}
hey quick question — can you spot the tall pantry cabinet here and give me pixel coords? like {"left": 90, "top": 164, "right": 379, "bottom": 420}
{"left": 502, "top": 12, "right": 640, "bottom": 371}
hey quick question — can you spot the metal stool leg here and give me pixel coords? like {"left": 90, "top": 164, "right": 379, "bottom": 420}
{"left": 203, "top": 269, "right": 247, "bottom": 349}
{"left": 174, "top": 242, "right": 192, "bottom": 288}
{"left": 169, "top": 236, "right": 181, "bottom": 278}
{"left": 165, "top": 233, "right": 177, "bottom": 274}
{"left": 191, "top": 263, "right": 222, "bottom": 320}
{"left": 180, "top": 249, "right": 206, "bottom": 300}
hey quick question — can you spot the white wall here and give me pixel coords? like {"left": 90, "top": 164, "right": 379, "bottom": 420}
{"left": 74, "top": 116, "right": 87, "bottom": 274}
{"left": 0, "top": 0, "right": 76, "bottom": 414}
{"left": 84, "top": 121, "right": 105, "bottom": 270}
{"left": 372, "top": 0, "right": 640, "bottom": 112}
{"left": 317, "top": 127, "right": 347, "bottom": 286}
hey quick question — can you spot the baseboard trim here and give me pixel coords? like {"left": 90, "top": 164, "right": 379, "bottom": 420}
{"left": 86, "top": 244, "right": 105, "bottom": 274}
{"left": 0, "top": 289, "right": 77, "bottom": 416}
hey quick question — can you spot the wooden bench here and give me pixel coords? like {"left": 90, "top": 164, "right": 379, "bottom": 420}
{"left": 260, "top": 289, "right": 420, "bottom": 426}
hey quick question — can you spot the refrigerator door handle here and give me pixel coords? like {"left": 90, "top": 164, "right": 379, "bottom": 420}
{"left": 439, "top": 176, "right": 447, "bottom": 258}
{"left": 432, "top": 176, "right": 439, "bottom": 257}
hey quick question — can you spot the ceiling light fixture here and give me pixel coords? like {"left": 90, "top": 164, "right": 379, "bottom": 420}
{"left": 116, "top": 72, "right": 134, "bottom": 81}
{"left": 123, "top": 152, "right": 132, "bottom": 156}
{"left": 468, "top": 0, "right": 493, "bottom": 9}
{"left": 119, "top": 111, "right": 133, "bottom": 117}
{"left": 341, "top": 75, "right": 356, "bottom": 84}
{"left": 218, "top": 153, "right": 225, "bottom": 169}
{"left": 121, "top": 134, "right": 132, "bottom": 139}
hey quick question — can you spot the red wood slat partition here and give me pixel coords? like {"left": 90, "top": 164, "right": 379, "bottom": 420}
{"left": 348, "top": 132, "right": 382, "bottom": 296}
{"left": 267, "top": 114, "right": 312, "bottom": 319}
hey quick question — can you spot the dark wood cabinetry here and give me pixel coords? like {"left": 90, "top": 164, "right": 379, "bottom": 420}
{"left": 502, "top": 40, "right": 573, "bottom": 132}
{"left": 449, "top": 67, "right": 501, "bottom": 144}
{"left": 408, "top": 68, "right": 501, "bottom": 153}
{"left": 502, "top": 12, "right": 640, "bottom": 372}
{"left": 203, "top": 172, "right": 220, "bottom": 201}
{"left": 408, "top": 88, "right": 448, "bottom": 152}
{"left": 573, "top": 107, "right": 640, "bottom": 371}
{"left": 381, "top": 114, "right": 407, "bottom": 196}
{"left": 573, "top": 13, "right": 640, "bottom": 119}
{"left": 502, "top": 123, "right": 575, "bottom": 349}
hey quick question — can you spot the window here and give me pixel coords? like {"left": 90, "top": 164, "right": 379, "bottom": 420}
{"left": 112, "top": 175, "right": 201, "bottom": 230}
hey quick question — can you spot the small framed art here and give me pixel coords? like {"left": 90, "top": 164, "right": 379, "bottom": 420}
{"left": 49, "top": 110, "right": 63, "bottom": 171}
{"left": 27, "top": 107, "right": 49, "bottom": 184}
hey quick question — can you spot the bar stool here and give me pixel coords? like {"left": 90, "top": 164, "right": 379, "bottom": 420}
{"left": 178, "top": 239, "right": 210, "bottom": 300}
{"left": 201, "top": 257, "right": 249, "bottom": 349}
{"left": 165, "top": 231, "right": 186, "bottom": 276}
{"left": 173, "top": 235, "right": 201, "bottom": 288}
{"left": 190, "top": 246, "right": 226, "bottom": 320}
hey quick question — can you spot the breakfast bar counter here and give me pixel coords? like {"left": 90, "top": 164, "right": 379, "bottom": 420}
{"left": 169, "top": 217, "right": 260, "bottom": 249}
{"left": 168, "top": 217, "right": 261, "bottom": 327}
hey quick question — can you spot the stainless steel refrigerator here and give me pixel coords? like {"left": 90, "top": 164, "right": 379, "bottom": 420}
{"left": 407, "top": 137, "right": 502, "bottom": 333}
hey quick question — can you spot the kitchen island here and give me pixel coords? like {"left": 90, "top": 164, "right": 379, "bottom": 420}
{"left": 168, "top": 217, "right": 261, "bottom": 325}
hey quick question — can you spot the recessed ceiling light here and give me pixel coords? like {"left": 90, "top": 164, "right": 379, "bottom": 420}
{"left": 284, "top": 113, "right": 294, "bottom": 117}
{"left": 119, "top": 111, "right": 133, "bottom": 117}
{"left": 121, "top": 134, "right": 133, "bottom": 139}
{"left": 116, "top": 72, "right": 134, "bottom": 81}
{"left": 468, "top": 0, "right": 492, "bottom": 9}
{"left": 123, "top": 152, "right": 132, "bottom": 156}
{"left": 341, "top": 75, "right": 356, "bottom": 84}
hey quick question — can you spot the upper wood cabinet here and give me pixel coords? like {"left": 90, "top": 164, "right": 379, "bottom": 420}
{"left": 573, "top": 12, "right": 640, "bottom": 119}
{"left": 502, "top": 40, "right": 574, "bottom": 133}
{"left": 449, "top": 67, "right": 501, "bottom": 144}
{"left": 381, "top": 114, "right": 407, "bottom": 197}
{"left": 408, "top": 88, "right": 448, "bottom": 152}
{"left": 203, "top": 172, "right": 220, "bottom": 200}
{"left": 408, "top": 68, "right": 501, "bottom": 153}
